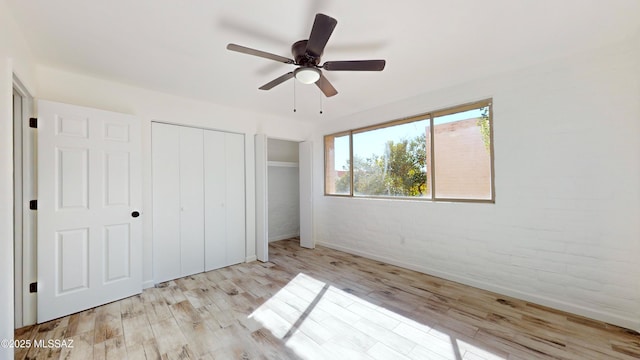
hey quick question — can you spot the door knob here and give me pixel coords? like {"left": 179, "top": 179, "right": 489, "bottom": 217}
{"left": 131, "top": 211, "right": 140, "bottom": 218}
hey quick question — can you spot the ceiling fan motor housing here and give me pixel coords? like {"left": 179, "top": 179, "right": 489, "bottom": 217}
{"left": 292, "top": 40, "right": 320, "bottom": 66}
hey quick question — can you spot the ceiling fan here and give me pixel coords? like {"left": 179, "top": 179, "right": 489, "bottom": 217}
{"left": 226, "top": 13, "right": 386, "bottom": 97}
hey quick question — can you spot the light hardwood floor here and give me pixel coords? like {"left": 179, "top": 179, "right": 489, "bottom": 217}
{"left": 15, "top": 239, "right": 640, "bottom": 359}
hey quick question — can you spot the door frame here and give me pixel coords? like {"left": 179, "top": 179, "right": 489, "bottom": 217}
{"left": 12, "top": 75, "right": 36, "bottom": 328}
{"left": 298, "top": 140, "right": 314, "bottom": 249}
{"left": 255, "top": 134, "right": 268, "bottom": 262}
{"left": 255, "top": 135, "right": 312, "bottom": 261}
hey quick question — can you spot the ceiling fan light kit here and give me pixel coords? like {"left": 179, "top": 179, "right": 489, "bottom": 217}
{"left": 294, "top": 67, "right": 321, "bottom": 84}
{"left": 227, "top": 13, "right": 386, "bottom": 100}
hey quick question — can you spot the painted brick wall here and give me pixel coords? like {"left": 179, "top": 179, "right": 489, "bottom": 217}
{"left": 268, "top": 166, "right": 300, "bottom": 241}
{"left": 312, "top": 39, "right": 640, "bottom": 331}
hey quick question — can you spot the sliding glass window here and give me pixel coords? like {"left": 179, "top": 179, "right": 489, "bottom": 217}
{"left": 324, "top": 99, "right": 494, "bottom": 202}
{"left": 352, "top": 118, "right": 430, "bottom": 198}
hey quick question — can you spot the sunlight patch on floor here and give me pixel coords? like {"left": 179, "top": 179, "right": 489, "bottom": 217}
{"left": 249, "top": 273, "right": 506, "bottom": 360}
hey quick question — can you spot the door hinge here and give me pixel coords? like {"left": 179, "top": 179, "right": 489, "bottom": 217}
{"left": 29, "top": 117, "right": 37, "bottom": 128}
{"left": 29, "top": 282, "right": 37, "bottom": 293}
{"left": 29, "top": 200, "right": 37, "bottom": 210}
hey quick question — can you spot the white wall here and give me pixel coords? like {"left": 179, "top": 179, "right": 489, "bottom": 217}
{"left": 312, "top": 39, "right": 640, "bottom": 331}
{"left": 268, "top": 138, "right": 300, "bottom": 163}
{"left": 35, "top": 65, "right": 314, "bottom": 287}
{"left": 0, "top": 0, "right": 37, "bottom": 357}
{"left": 0, "top": 56, "right": 14, "bottom": 360}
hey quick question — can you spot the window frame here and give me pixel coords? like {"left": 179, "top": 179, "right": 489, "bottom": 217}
{"left": 323, "top": 130, "right": 352, "bottom": 197}
{"left": 324, "top": 99, "right": 495, "bottom": 203}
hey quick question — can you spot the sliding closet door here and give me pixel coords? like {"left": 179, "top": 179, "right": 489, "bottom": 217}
{"left": 204, "top": 130, "right": 226, "bottom": 271}
{"left": 152, "top": 123, "right": 181, "bottom": 283}
{"left": 225, "top": 133, "right": 246, "bottom": 264}
{"left": 179, "top": 127, "right": 205, "bottom": 277}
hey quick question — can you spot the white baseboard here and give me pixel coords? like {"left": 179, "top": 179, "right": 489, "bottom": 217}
{"left": 269, "top": 233, "right": 300, "bottom": 242}
{"left": 245, "top": 255, "right": 257, "bottom": 263}
{"left": 316, "top": 241, "right": 640, "bottom": 333}
{"left": 142, "top": 280, "right": 155, "bottom": 289}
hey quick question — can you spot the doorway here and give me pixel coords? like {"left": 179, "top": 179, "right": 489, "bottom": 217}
{"left": 255, "top": 135, "right": 313, "bottom": 262}
{"left": 267, "top": 139, "right": 301, "bottom": 243}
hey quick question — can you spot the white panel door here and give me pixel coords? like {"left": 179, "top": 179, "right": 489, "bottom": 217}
{"left": 151, "top": 123, "right": 181, "bottom": 283}
{"left": 225, "top": 133, "right": 246, "bottom": 264}
{"left": 37, "top": 100, "right": 142, "bottom": 323}
{"left": 204, "top": 130, "right": 226, "bottom": 271}
{"left": 299, "top": 141, "right": 314, "bottom": 249}
{"left": 254, "top": 134, "right": 268, "bottom": 262}
{"left": 179, "top": 127, "right": 204, "bottom": 277}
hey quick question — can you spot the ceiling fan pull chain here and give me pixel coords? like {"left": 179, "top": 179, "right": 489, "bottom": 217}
{"left": 319, "top": 80, "right": 323, "bottom": 114}
{"left": 293, "top": 78, "right": 297, "bottom": 112}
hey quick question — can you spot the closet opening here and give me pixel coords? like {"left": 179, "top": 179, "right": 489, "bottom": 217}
{"left": 256, "top": 135, "right": 312, "bottom": 263}
{"left": 267, "top": 139, "right": 301, "bottom": 245}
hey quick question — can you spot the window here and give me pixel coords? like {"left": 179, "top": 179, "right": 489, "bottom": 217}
{"left": 324, "top": 99, "right": 494, "bottom": 202}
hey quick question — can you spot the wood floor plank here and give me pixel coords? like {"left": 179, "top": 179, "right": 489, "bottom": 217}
{"left": 141, "top": 339, "right": 162, "bottom": 360}
{"left": 144, "top": 290, "right": 174, "bottom": 325}
{"left": 122, "top": 314, "right": 154, "bottom": 346}
{"left": 13, "top": 324, "right": 36, "bottom": 360}
{"left": 177, "top": 321, "right": 216, "bottom": 357}
{"left": 170, "top": 300, "right": 203, "bottom": 326}
{"left": 149, "top": 317, "right": 189, "bottom": 356}
{"left": 182, "top": 288, "right": 213, "bottom": 309}
{"left": 24, "top": 317, "right": 68, "bottom": 360}
{"left": 93, "top": 318, "right": 123, "bottom": 345}
{"left": 120, "top": 295, "right": 146, "bottom": 320}
{"left": 160, "top": 344, "right": 197, "bottom": 360}
{"left": 59, "top": 330, "right": 94, "bottom": 360}
{"left": 13, "top": 239, "right": 640, "bottom": 359}
{"left": 93, "top": 336, "right": 127, "bottom": 360}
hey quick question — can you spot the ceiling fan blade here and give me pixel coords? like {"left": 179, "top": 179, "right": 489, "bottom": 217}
{"left": 323, "top": 60, "right": 386, "bottom": 71}
{"left": 259, "top": 72, "right": 295, "bottom": 90}
{"left": 315, "top": 73, "right": 338, "bottom": 97}
{"left": 305, "top": 14, "right": 337, "bottom": 58}
{"left": 227, "top": 43, "right": 294, "bottom": 64}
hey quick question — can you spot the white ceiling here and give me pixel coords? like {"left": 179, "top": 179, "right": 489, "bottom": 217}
{"left": 7, "top": 0, "right": 640, "bottom": 122}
